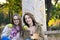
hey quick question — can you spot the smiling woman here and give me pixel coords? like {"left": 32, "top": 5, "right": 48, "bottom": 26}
{"left": 23, "top": 12, "right": 44, "bottom": 40}
{"left": 1, "top": 14, "right": 23, "bottom": 40}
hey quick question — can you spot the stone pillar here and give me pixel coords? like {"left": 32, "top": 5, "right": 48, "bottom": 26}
{"left": 22, "top": 0, "right": 48, "bottom": 40}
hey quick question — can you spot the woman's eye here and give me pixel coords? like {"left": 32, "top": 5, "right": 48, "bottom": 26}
{"left": 25, "top": 17, "right": 28, "bottom": 20}
{"left": 25, "top": 18, "right": 27, "bottom": 20}
{"left": 28, "top": 17, "right": 30, "bottom": 19}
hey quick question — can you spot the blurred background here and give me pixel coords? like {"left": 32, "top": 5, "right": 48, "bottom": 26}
{"left": 45, "top": 0, "right": 60, "bottom": 30}
{"left": 0, "top": 0, "right": 22, "bottom": 25}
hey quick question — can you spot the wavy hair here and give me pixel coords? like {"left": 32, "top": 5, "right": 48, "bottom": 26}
{"left": 23, "top": 12, "right": 37, "bottom": 27}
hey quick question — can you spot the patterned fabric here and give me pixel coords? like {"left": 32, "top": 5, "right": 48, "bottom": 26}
{"left": 1, "top": 24, "right": 23, "bottom": 40}
{"left": 9, "top": 26, "right": 20, "bottom": 39}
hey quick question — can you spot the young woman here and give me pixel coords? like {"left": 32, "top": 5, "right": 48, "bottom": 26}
{"left": 1, "top": 14, "right": 23, "bottom": 40}
{"left": 23, "top": 12, "right": 44, "bottom": 40}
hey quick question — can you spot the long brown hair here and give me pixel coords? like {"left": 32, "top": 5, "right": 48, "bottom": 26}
{"left": 11, "top": 14, "right": 23, "bottom": 36}
{"left": 23, "top": 12, "right": 37, "bottom": 27}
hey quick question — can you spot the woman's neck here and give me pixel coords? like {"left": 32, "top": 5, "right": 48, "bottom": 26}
{"left": 15, "top": 25, "right": 19, "bottom": 27}
{"left": 29, "top": 23, "right": 33, "bottom": 27}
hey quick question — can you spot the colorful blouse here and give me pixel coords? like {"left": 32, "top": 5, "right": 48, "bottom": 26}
{"left": 9, "top": 26, "right": 20, "bottom": 39}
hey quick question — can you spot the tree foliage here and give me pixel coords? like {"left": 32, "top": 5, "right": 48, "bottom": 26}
{"left": 0, "top": 0, "right": 22, "bottom": 25}
{"left": 45, "top": 0, "right": 60, "bottom": 30}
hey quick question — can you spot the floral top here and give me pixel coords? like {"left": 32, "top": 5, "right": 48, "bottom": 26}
{"left": 9, "top": 26, "right": 20, "bottom": 39}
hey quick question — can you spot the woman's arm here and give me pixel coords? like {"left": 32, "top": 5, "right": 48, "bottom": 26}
{"left": 1, "top": 25, "right": 9, "bottom": 37}
{"left": 1, "top": 25, "right": 12, "bottom": 40}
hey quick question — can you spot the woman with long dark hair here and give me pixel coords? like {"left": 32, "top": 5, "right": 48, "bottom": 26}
{"left": 23, "top": 12, "right": 44, "bottom": 40}
{"left": 1, "top": 14, "right": 23, "bottom": 40}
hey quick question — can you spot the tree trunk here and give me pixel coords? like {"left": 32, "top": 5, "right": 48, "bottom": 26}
{"left": 45, "top": 0, "right": 52, "bottom": 30}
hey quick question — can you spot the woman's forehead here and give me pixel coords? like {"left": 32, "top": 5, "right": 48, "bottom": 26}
{"left": 25, "top": 15, "right": 30, "bottom": 18}
{"left": 13, "top": 16, "right": 18, "bottom": 19}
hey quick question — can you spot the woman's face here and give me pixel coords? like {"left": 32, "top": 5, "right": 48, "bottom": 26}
{"left": 25, "top": 15, "right": 33, "bottom": 25}
{"left": 13, "top": 16, "right": 19, "bottom": 25}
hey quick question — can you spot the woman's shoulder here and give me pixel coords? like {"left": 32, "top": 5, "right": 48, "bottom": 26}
{"left": 35, "top": 23, "right": 42, "bottom": 27}
{"left": 2, "top": 23, "right": 13, "bottom": 33}
{"left": 35, "top": 23, "right": 43, "bottom": 31}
